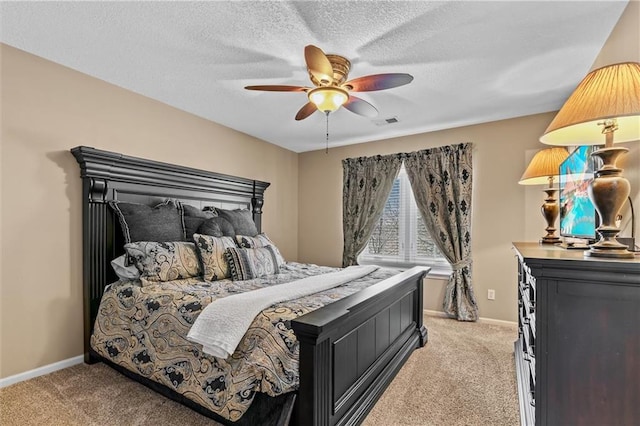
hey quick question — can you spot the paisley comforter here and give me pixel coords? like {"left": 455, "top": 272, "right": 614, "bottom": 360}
{"left": 91, "top": 262, "right": 397, "bottom": 421}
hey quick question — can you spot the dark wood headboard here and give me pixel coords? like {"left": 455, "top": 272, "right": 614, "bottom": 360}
{"left": 71, "top": 146, "right": 270, "bottom": 362}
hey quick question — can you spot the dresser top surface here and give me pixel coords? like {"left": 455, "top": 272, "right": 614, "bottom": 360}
{"left": 512, "top": 242, "right": 640, "bottom": 267}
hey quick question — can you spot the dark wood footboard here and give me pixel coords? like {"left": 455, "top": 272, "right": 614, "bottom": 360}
{"left": 291, "top": 266, "right": 429, "bottom": 426}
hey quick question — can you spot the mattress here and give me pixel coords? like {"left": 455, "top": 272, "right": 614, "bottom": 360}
{"left": 91, "top": 262, "right": 397, "bottom": 421}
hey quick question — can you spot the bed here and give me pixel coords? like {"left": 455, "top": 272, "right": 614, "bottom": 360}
{"left": 72, "top": 146, "right": 429, "bottom": 426}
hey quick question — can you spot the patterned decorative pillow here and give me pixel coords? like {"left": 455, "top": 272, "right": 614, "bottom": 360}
{"left": 215, "top": 208, "right": 258, "bottom": 236}
{"left": 182, "top": 204, "right": 217, "bottom": 240}
{"left": 124, "top": 241, "right": 201, "bottom": 285}
{"left": 225, "top": 246, "right": 280, "bottom": 281}
{"left": 234, "top": 233, "right": 285, "bottom": 266}
{"left": 193, "top": 234, "right": 237, "bottom": 281}
{"left": 197, "top": 216, "right": 235, "bottom": 237}
{"left": 110, "top": 200, "right": 186, "bottom": 243}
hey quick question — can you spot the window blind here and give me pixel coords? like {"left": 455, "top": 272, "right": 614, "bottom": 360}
{"left": 360, "top": 165, "right": 446, "bottom": 268}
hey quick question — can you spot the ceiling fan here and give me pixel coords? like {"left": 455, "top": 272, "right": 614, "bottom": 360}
{"left": 245, "top": 45, "right": 413, "bottom": 121}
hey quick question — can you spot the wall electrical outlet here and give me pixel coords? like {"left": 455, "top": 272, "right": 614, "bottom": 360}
{"left": 487, "top": 289, "right": 496, "bottom": 300}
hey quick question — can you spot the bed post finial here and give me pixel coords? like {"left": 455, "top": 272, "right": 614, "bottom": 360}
{"left": 251, "top": 180, "right": 265, "bottom": 233}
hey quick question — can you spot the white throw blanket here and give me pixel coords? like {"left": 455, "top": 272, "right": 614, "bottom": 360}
{"left": 187, "top": 265, "right": 379, "bottom": 358}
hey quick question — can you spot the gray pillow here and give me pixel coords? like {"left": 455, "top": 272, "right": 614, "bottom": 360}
{"left": 182, "top": 204, "right": 217, "bottom": 240}
{"left": 215, "top": 208, "right": 258, "bottom": 236}
{"left": 234, "top": 233, "right": 285, "bottom": 266}
{"left": 225, "top": 246, "right": 280, "bottom": 281}
{"left": 197, "top": 216, "right": 235, "bottom": 237}
{"left": 109, "top": 200, "right": 186, "bottom": 243}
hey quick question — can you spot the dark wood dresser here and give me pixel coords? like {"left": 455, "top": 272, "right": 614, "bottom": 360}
{"left": 512, "top": 242, "right": 640, "bottom": 426}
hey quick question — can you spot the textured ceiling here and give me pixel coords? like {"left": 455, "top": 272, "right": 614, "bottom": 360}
{"left": 0, "top": 1, "right": 628, "bottom": 152}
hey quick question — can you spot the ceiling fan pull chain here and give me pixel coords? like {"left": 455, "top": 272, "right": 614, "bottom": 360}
{"left": 325, "top": 111, "right": 330, "bottom": 154}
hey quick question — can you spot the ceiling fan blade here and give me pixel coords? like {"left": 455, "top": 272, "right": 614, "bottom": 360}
{"left": 245, "top": 85, "right": 308, "bottom": 92}
{"left": 295, "top": 102, "right": 318, "bottom": 121}
{"left": 304, "top": 45, "right": 334, "bottom": 84}
{"left": 343, "top": 73, "right": 414, "bottom": 92}
{"left": 343, "top": 96, "right": 378, "bottom": 118}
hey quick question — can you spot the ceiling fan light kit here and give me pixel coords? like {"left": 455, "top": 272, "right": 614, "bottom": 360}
{"left": 308, "top": 87, "right": 349, "bottom": 113}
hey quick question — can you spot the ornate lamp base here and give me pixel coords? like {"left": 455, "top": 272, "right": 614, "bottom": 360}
{"left": 586, "top": 146, "right": 634, "bottom": 259}
{"left": 541, "top": 236, "right": 561, "bottom": 244}
{"left": 540, "top": 188, "right": 560, "bottom": 244}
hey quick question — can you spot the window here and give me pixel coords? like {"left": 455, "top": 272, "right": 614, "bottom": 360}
{"left": 358, "top": 165, "right": 450, "bottom": 275}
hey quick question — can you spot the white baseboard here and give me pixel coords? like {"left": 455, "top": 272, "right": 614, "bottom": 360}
{"left": 424, "top": 309, "right": 449, "bottom": 318}
{"left": 0, "top": 355, "right": 84, "bottom": 388}
{"left": 477, "top": 316, "right": 518, "bottom": 327}
{"left": 424, "top": 309, "right": 517, "bottom": 327}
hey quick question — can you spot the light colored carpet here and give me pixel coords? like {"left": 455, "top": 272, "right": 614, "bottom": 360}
{"left": 363, "top": 315, "right": 520, "bottom": 426}
{"left": 0, "top": 315, "right": 519, "bottom": 426}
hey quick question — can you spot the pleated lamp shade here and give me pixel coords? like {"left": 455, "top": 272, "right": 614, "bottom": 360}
{"left": 540, "top": 62, "right": 640, "bottom": 146}
{"left": 519, "top": 147, "right": 570, "bottom": 185}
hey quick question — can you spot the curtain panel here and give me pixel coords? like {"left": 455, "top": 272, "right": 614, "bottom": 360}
{"left": 341, "top": 154, "right": 402, "bottom": 267}
{"left": 404, "top": 143, "right": 478, "bottom": 321}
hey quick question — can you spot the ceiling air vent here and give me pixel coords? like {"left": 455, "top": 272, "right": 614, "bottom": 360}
{"left": 373, "top": 116, "right": 399, "bottom": 126}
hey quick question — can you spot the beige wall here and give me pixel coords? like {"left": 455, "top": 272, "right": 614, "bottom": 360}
{"left": 0, "top": 44, "right": 299, "bottom": 379}
{"left": 298, "top": 0, "right": 640, "bottom": 322}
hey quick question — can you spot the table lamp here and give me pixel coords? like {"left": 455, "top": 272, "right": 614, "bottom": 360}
{"left": 540, "top": 62, "right": 640, "bottom": 259}
{"left": 519, "top": 147, "right": 570, "bottom": 244}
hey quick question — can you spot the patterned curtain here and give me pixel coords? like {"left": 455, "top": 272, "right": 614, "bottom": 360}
{"left": 404, "top": 143, "right": 478, "bottom": 321}
{"left": 342, "top": 154, "right": 402, "bottom": 267}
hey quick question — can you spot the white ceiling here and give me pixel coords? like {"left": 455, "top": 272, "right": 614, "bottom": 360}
{"left": 0, "top": 1, "right": 628, "bottom": 153}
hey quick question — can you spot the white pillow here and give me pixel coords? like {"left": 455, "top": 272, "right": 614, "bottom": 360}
{"left": 110, "top": 254, "right": 141, "bottom": 281}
